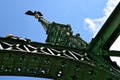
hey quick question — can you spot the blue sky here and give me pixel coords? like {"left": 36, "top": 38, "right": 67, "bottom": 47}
{"left": 0, "top": 0, "right": 119, "bottom": 80}
{"left": 0, "top": 0, "right": 107, "bottom": 42}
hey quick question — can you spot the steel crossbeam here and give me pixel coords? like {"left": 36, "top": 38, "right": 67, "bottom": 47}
{"left": 88, "top": 2, "right": 120, "bottom": 56}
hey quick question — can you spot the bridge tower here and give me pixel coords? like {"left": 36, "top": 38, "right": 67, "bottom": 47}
{"left": 0, "top": 2, "right": 120, "bottom": 80}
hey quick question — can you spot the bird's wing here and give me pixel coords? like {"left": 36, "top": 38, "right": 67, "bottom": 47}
{"left": 25, "top": 10, "right": 35, "bottom": 16}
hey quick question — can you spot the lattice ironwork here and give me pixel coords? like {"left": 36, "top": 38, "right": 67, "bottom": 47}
{"left": 0, "top": 37, "right": 90, "bottom": 61}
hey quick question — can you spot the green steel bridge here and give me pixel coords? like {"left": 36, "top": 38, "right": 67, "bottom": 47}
{"left": 0, "top": 2, "right": 120, "bottom": 80}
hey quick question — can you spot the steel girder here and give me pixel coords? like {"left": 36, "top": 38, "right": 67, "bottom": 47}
{"left": 0, "top": 37, "right": 120, "bottom": 80}
{"left": 88, "top": 2, "right": 120, "bottom": 56}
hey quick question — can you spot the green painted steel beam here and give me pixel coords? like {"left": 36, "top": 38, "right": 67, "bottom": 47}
{"left": 103, "top": 50, "right": 120, "bottom": 56}
{"left": 88, "top": 2, "right": 120, "bottom": 56}
{"left": 0, "top": 37, "right": 120, "bottom": 79}
{"left": 0, "top": 50, "right": 119, "bottom": 80}
{"left": 0, "top": 37, "right": 85, "bottom": 53}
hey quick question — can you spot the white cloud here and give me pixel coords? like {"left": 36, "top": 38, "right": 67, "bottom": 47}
{"left": 110, "top": 57, "right": 120, "bottom": 66}
{"left": 84, "top": 18, "right": 97, "bottom": 34}
{"left": 110, "top": 36, "right": 120, "bottom": 65}
{"left": 84, "top": 18, "right": 104, "bottom": 37}
{"left": 110, "top": 36, "right": 120, "bottom": 51}
{"left": 84, "top": 0, "right": 120, "bottom": 66}
{"left": 84, "top": 0, "right": 119, "bottom": 36}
